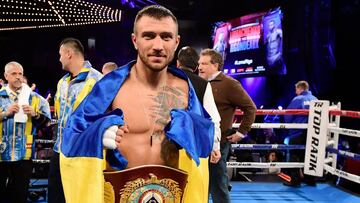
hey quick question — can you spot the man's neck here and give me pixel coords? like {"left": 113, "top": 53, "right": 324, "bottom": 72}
{"left": 8, "top": 84, "right": 21, "bottom": 93}
{"left": 133, "top": 63, "right": 167, "bottom": 89}
{"left": 69, "top": 60, "right": 85, "bottom": 78}
{"left": 208, "top": 71, "right": 221, "bottom": 81}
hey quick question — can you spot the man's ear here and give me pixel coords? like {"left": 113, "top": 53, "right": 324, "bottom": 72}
{"left": 174, "top": 35, "right": 180, "bottom": 51}
{"left": 65, "top": 49, "right": 72, "bottom": 59}
{"left": 131, "top": 33, "right": 138, "bottom": 50}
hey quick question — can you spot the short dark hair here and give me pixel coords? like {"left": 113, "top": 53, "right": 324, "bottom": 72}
{"left": 60, "top": 38, "right": 84, "bottom": 57}
{"left": 177, "top": 46, "right": 199, "bottom": 71}
{"left": 295, "top": 80, "right": 309, "bottom": 91}
{"left": 200, "top": 49, "right": 224, "bottom": 71}
{"left": 133, "top": 5, "right": 177, "bottom": 33}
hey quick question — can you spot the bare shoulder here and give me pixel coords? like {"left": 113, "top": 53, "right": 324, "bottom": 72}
{"left": 166, "top": 73, "right": 189, "bottom": 103}
{"left": 167, "top": 72, "right": 189, "bottom": 94}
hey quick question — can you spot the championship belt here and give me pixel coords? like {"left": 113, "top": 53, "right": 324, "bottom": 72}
{"left": 104, "top": 165, "right": 188, "bottom": 203}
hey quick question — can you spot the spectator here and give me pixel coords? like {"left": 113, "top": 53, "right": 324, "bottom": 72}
{"left": 0, "top": 61, "right": 51, "bottom": 203}
{"left": 283, "top": 80, "right": 318, "bottom": 187}
{"left": 48, "top": 38, "right": 102, "bottom": 203}
{"left": 198, "top": 48, "right": 256, "bottom": 203}
{"left": 102, "top": 62, "right": 118, "bottom": 75}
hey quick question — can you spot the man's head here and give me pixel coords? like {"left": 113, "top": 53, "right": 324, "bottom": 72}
{"left": 131, "top": 5, "right": 180, "bottom": 72}
{"left": 295, "top": 80, "right": 309, "bottom": 95}
{"left": 59, "top": 38, "right": 85, "bottom": 72}
{"left": 4, "top": 61, "right": 24, "bottom": 91}
{"left": 177, "top": 46, "right": 199, "bottom": 72}
{"left": 198, "top": 49, "right": 224, "bottom": 80}
{"left": 102, "top": 62, "right": 118, "bottom": 75}
{"left": 268, "top": 20, "right": 275, "bottom": 32}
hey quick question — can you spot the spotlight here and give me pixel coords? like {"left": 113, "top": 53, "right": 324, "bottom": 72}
{"left": 129, "top": 1, "right": 135, "bottom": 8}
{"left": 121, "top": 0, "right": 128, "bottom": 5}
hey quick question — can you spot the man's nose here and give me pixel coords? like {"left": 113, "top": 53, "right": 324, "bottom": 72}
{"left": 152, "top": 36, "right": 164, "bottom": 50}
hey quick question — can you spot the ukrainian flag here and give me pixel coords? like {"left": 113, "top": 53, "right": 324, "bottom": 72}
{"left": 60, "top": 61, "right": 214, "bottom": 203}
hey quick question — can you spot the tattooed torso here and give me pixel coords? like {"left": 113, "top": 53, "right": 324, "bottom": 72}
{"left": 111, "top": 68, "right": 188, "bottom": 169}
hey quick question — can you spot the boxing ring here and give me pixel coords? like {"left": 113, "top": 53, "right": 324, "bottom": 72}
{"left": 220, "top": 100, "right": 360, "bottom": 203}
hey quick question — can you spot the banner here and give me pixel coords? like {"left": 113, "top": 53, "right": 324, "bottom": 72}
{"left": 304, "top": 100, "right": 329, "bottom": 177}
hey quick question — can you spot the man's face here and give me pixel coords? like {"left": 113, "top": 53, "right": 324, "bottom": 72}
{"left": 4, "top": 65, "right": 23, "bottom": 90}
{"left": 198, "top": 55, "right": 218, "bottom": 80}
{"left": 59, "top": 45, "right": 70, "bottom": 71}
{"left": 268, "top": 21, "right": 275, "bottom": 31}
{"left": 295, "top": 86, "right": 303, "bottom": 95}
{"left": 102, "top": 66, "right": 110, "bottom": 75}
{"left": 269, "top": 152, "right": 276, "bottom": 162}
{"left": 132, "top": 16, "right": 180, "bottom": 72}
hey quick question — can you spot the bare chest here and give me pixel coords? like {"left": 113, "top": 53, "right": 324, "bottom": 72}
{"left": 111, "top": 79, "right": 189, "bottom": 135}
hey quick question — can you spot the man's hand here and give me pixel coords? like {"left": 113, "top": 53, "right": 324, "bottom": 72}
{"left": 6, "top": 103, "right": 20, "bottom": 116}
{"left": 226, "top": 132, "right": 245, "bottom": 143}
{"left": 22, "top": 105, "right": 36, "bottom": 117}
{"left": 210, "top": 149, "right": 221, "bottom": 163}
{"left": 103, "top": 125, "right": 129, "bottom": 150}
{"left": 31, "top": 83, "right": 36, "bottom": 91}
{"left": 115, "top": 125, "right": 129, "bottom": 147}
{"left": 46, "top": 93, "right": 52, "bottom": 102}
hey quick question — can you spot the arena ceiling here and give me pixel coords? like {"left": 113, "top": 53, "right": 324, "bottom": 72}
{"left": 0, "top": 0, "right": 282, "bottom": 31}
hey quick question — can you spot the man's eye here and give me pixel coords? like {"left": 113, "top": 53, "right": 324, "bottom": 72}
{"left": 163, "top": 36, "right": 172, "bottom": 41}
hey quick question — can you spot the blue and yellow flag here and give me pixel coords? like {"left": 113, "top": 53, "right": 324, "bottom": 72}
{"left": 60, "top": 61, "right": 214, "bottom": 203}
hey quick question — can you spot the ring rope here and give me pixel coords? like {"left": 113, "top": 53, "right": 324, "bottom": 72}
{"left": 227, "top": 162, "right": 304, "bottom": 168}
{"left": 229, "top": 103, "right": 360, "bottom": 186}
{"left": 32, "top": 159, "right": 51, "bottom": 164}
{"left": 327, "top": 126, "right": 360, "bottom": 138}
{"left": 35, "top": 139, "right": 56, "bottom": 144}
{"left": 324, "top": 164, "right": 360, "bottom": 184}
{"left": 236, "top": 109, "right": 309, "bottom": 116}
{"left": 232, "top": 144, "right": 305, "bottom": 150}
{"left": 329, "top": 110, "right": 360, "bottom": 119}
{"left": 235, "top": 109, "right": 360, "bottom": 119}
{"left": 233, "top": 123, "right": 308, "bottom": 129}
{"left": 326, "top": 147, "right": 360, "bottom": 161}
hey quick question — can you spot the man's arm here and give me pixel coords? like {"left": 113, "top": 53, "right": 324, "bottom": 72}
{"left": 284, "top": 97, "right": 301, "bottom": 123}
{"left": 203, "top": 83, "right": 221, "bottom": 151}
{"left": 227, "top": 79, "right": 257, "bottom": 135}
{"left": 33, "top": 94, "right": 51, "bottom": 126}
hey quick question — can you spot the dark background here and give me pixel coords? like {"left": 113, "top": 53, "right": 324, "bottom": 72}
{"left": 0, "top": 0, "right": 359, "bottom": 115}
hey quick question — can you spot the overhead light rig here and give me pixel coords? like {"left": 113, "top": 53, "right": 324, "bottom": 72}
{"left": 0, "top": 0, "right": 122, "bottom": 31}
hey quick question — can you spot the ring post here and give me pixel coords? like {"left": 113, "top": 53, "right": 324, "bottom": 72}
{"left": 329, "top": 102, "right": 341, "bottom": 168}
{"left": 304, "top": 100, "right": 329, "bottom": 177}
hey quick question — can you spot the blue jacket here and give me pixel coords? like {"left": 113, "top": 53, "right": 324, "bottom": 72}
{"left": 284, "top": 90, "right": 317, "bottom": 138}
{"left": 0, "top": 87, "right": 51, "bottom": 161}
{"left": 53, "top": 61, "right": 102, "bottom": 152}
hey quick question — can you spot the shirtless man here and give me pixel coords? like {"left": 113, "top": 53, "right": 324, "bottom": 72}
{"left": 109, "top": 4, "right": 187, "bottom": 169}
{"left": 60, "top": 5, "right": 214, "bottom": 203}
